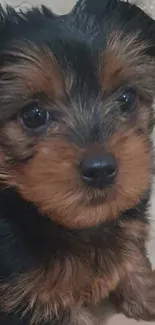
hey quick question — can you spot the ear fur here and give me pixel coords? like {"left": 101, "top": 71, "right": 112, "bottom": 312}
{"left": 71, "top": 0, "right": 155, "bottom": 56}
{"left": 71, "top": 0, "right": 118, "bottom": 21}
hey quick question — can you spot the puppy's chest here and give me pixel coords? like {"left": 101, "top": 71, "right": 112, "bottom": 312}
{"left": 0, "top": 243, "right": 137, "bottom": 325}
{"left": 0, "top": 218, "right": 147, "bottom": 324}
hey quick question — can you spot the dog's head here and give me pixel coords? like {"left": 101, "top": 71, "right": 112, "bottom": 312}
{"left": 0, "top": 0, "right": 155, "bottom": 228}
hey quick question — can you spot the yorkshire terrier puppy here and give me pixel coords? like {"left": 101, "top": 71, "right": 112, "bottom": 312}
{"left": 0, "top": 0, "right": 155, "bottom": 324}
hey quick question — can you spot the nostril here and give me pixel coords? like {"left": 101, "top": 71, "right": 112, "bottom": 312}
{"left": 101, "top": 157, "right": 117, "bottom": 177}
{"left": 81, "top": 164, "right": 97, "bottom": 181}
{"left": 79, "top": 153, "right": 117, "bottom": 188}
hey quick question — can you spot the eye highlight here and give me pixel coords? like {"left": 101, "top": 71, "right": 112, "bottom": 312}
{"left": 19, "top": 102, "right": 50, "bottom": 132}
{"left": 118, "top": 88, "right": 138, "bottom": 113}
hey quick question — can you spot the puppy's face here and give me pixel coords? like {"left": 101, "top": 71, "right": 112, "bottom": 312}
{"left": 0, "top": 0, "right": 155, "bottom": 228}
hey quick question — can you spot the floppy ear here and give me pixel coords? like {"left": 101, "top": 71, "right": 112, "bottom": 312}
{"left": 71, "top": 0, "right": 118, "bottom": 22}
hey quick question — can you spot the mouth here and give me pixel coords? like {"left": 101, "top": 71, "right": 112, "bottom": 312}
{"left": 82, "top": 185, "right": 114, "bottom": 207}
{"left": 88, "top": 195, "right": 107, "bottom": 206}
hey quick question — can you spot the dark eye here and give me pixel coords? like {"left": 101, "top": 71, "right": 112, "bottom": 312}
{"left": 118, "top": 88, "right": 138, "bottom": 113}
{"left": 19, "top": 102, "right": 50, "bottom": 131}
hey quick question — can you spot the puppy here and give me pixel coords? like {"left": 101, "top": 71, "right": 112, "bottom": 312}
{"left": 0, "top": 0, "right": 155, "bottom": 324}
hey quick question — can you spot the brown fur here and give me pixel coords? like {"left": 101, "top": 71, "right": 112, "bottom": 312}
{"left": 100, "top": 32, "right": 155, "bottom": 97}
{"left": 0, "top": 128, "right": 150, "bottom": 229}
{"left": 0, "top": 219, "right": 148, "bottom": 324}
{"left": 0, "top": 10, "right": 154, "bottom": 325}
{"left": 112, "top": 259, "right": 155, "bottom": 321}
{"left": 0, "top": 43, "right": 66, "bottom": 120}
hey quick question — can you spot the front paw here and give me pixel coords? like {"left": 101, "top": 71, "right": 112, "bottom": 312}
{"left": 117, "top": 296, "right": 155, "bottom": 321}
{"left": 111, "top": 269, "right": 155, "bottom": 321}
{"left": 115, "top": 282, "right": 155, "bottom": 321}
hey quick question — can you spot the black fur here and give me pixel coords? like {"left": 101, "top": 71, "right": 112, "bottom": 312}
{"left": 0, "top": 1, "right": 154, "bottom": 324}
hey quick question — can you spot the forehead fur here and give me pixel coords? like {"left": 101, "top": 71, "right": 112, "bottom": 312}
{"left": 100, "top": 31, "right": 155, "bottom": 95}
{"left": 0, "top": 33, "right": 155, "bottom": 120}
{"left": 0, "top": 43, "right": 66, "bottom": 119}
{"left": 0, "top": 1, "right": 154, "bottom": 121}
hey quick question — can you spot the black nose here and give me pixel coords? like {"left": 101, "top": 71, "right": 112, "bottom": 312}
{"left": 79, "top": 152, "right": 117, "bottom": 189}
